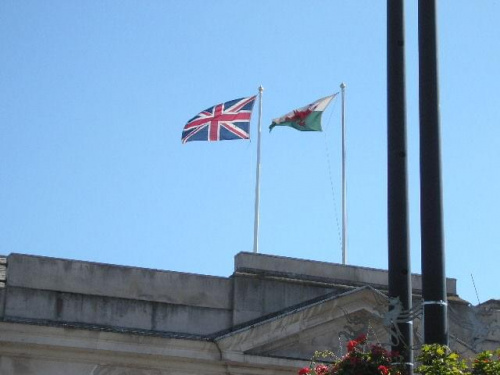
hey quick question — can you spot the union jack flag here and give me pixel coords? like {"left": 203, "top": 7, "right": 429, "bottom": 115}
{"left": 181, "top": 96, "right": 256, "bottom": 144}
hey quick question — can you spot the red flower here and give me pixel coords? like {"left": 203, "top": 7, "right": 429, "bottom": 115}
{"left": 378, "top": 365, "right": 389, "bottom": 375}
{"left": 347, "top": 334, "right": 367, "bottom": 352}
{"left": 347, "top": 340, "right": 358, "bottom": 352}
{"left": 315, "top": 364, "right": 329, "bottom": 375}
{"left": 299, "top": 333, "right": 401, "bottom": 375}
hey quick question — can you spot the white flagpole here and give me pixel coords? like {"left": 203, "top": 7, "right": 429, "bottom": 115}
{"left": 340, "top": 82, "right": 348, "bottom": 264}
{"left": 253, "top": 85, "right": 264, "bottom": 253}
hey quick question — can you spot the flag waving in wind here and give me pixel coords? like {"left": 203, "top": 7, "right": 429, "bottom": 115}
{"left": 269, "top": 94, "right": 337, "bottom": 132}
{"left": 182, "top": 96, "right": 256, "bottom": 143}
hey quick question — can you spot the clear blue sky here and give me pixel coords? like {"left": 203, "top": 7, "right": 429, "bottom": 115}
{"left": 1, "top": 1, "right": 499, "bottom": 305}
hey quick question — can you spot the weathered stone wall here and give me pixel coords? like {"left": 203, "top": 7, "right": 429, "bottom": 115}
{"left": 234, "top": 252, "right": 457, "bottom": 295}
{"left": 0, "top": 252, "right": 498, "bottom": 375}
{"left": 231, "top": 252, "right": 458, "bottom": 326}
{"left": 3, "top": 253, "right": 234, "bottom": 335}
{"left": 0, "top": 252, "right": 462, "bottom": 335}
{"left": 0, "top": 321, "right": 302, "bottom": 375}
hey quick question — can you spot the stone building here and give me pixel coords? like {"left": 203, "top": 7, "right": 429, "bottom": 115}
{"left": 0, "top": 252, "right": 498, "bottom": 374}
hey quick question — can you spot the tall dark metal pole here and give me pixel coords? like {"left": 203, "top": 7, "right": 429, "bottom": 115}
{"left": 418, "top": 0, "right": 448, "bottom": 345}
{"left": 387, "top": 0, "right": 413, "bottom": 372}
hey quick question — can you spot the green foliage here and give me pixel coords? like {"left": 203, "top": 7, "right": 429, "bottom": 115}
{"left": 416, "top": 345, "right": 500, "bottom": 375}
{"left": 415, "top": 344, "right": 467, "bottom": 375}
{"left": 471, "top": 350, "right": 500, "bottom": 375}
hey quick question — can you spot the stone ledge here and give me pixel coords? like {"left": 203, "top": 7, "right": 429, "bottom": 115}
{"left": 234, "top": 252, "right": 457, "bottom": 295}
{"left": 6, "top": 253, "right": 233, "bottom": 309}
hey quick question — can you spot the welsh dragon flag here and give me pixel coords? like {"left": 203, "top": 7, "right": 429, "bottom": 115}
{"left": 269, "top": 94, "right": 337, "bottom": 132}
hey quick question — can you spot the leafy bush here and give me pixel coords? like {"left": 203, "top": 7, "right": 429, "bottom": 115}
{"left": 415, "top": 344, "right": 467, "bottom": 375}
{"left": 471, "top": 350, "right": 500, "bottom": 375}
{"left": 299, "top": 334, "right": 405, "bottom": 375}
{"left": 299, "top": 336, "right": 500, "bottom": 375}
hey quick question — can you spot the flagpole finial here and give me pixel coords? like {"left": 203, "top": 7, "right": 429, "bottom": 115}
{"left": 259, "top": 85, "right": 264, "bottom": 93}
{"left": 340, "top": 82, "right": 346, "bottom": 89}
